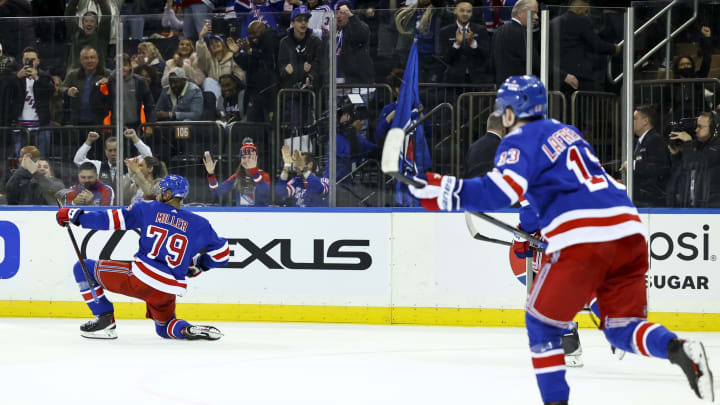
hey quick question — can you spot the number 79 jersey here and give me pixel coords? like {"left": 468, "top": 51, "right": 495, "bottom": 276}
{"left": 459, "top": 119, "right": 646, "bottom": 253}
{"left": 77, "top": 200, "right": 230, "bottom": 296}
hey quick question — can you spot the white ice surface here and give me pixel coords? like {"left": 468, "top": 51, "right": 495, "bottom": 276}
{"left": 0, "top": 319, "right": 717, "bottom": 405}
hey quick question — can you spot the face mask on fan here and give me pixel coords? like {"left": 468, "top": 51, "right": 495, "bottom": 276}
{"left": 677, "top": 67, "right": 694, "bottom": 77}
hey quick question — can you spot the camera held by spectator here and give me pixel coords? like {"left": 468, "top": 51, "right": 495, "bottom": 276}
{"left": 666, "top": 111, "right": 720, "bottom": 207}
{"left": 667, "top": 118, "right": 696, "bottom": 148}
{"left": 338, "top": 94, "right": 369, "bottom": 124}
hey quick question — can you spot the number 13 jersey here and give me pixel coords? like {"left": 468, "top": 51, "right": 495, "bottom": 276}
{"left": 459, "top": 119, "right": 646, "bottom": 253}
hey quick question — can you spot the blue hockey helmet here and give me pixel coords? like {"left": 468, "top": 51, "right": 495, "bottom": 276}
{"left": 493, "top": 75, "right": 547, "bottom": 120}
{"left": 158, "top": 174, "right": 190, "bottom": 199}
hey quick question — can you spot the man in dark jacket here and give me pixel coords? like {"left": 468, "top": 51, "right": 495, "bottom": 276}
{"left": 491, "top": 0, "right": 578, "bottom": 89}
{"left": 65, "top": 0, "right": 111, "bottom": 69}
{"left": 335, "top": 1, "right": 374, "bottom": 84}
{"left": 439, "top": 0, "right": 491, "bottom": 85}
{"left": 549, "top": 0, "right": 619, "bottom": 92}
{"left": 667, "top": 111, "right": 720, "bottom": 208}
{"left": 6, "top": 154, "right": 64, "bottom": 206}
{"left": 13, "top": 47, "right": 55, "bottom": 157}
{"left": 60, "top": 46, "right": 110, "bottom": 126}
{"left": 278, "top": 6, "right": 325, "bottom": 91}
{"left": 464, "top": 113, "right": 505, "bottom": 178}
{"left": 108, "top": 53, "right": 154, "bottom": 131}
{"left": 231, "top": 20, "right": 279, "bottom": 123}
{"left": 622, "top": 105, "right": 670, "bottom": 207}
{"left": 277, "top": 6, "right": 325, "bottom": 134}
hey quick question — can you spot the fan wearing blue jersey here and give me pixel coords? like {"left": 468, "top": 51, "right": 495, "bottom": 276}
{"left": 408, "top": 76, "right": 714, "bottom": 403}
{"left": 56, "top": 175, "right": 230, "bottom": 341}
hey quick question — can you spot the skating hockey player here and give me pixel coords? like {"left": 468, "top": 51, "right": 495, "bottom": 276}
{"left": 408, "top": 75, "right": 714, "bottom": 404}
{"left": 56, "top": 174, "right": 229, "bottom": 341}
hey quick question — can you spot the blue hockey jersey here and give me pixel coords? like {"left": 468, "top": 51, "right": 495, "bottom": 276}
{"left": 77, "top": 200, "right": 229, "bottom": 296}
{"left": 458, "top": 119, "right": 646, "bottom": 253}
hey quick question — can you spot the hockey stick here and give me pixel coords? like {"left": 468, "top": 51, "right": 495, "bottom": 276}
{"left": 465, "top": 211, "right": 540, "bottom": 294}
{"left": 382, "top": 128, "right": 547, "bottom": 249}
{"left": 56, "top": 199, "right": 99, "bottom": 303}
{"left": 463, "top": 212, "right": 512, "bottom": 247}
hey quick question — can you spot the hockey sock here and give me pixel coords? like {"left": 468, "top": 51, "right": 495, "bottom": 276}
{"left": 73, "top": 259, "right": 113, "bottom": 315}
{"left": 604, "top": 320, "right": 677, "bottom": 359}
{"left": 155, "top": 317, "right": 191, "bottom": 339}
{"left": 526, "top": 313, "right": 570, "bottom": 403}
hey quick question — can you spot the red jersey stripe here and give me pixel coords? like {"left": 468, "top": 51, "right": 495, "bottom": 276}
{"left": 531, "top": 353, "right": 565, "bottom": 369}
{"left": 635, "top": 322, "right": 653, "bottom": 357}
{"left": 81, "top": 287, "right": 104, "bottom": 301}
{"left": 544, "top": 213, "right": 641, "bottom": 238}
{"left": 212, "top": 249, "right": 230, "bottom": 261}
{"left": 502, "top": 175, "right": 525, "bottom": 200}
{"left": 167, "top": 319, "right": 179, "bottom": 339}
{"left": 111, "top": 210, "right": 121, "bottom": 230}
{"left": 135, "top": 261, "right": 187, "bottom": 289}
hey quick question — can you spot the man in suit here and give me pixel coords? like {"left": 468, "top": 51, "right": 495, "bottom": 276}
{"left": 491, "top": 0, "right": 578, "bottom": 89}
{"left": 549, "top": 0, "right": 619, "bottom": 92}
{"left": 464, "top": 114, "right": 505, "bottom": 178}
{"left": 621, "top": 105, "right": 670, "bottom": 207}
{"left": 439, "top": 0, "right": 491, "bottom": 85}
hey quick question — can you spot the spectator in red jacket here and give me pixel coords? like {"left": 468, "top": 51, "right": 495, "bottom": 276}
{"left": 65, "top": 161, "right": 115, "bottom": 206}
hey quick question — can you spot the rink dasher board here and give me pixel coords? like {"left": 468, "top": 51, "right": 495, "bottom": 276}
{"left": 0, "top": 207, "right": 718, "bottom": 331}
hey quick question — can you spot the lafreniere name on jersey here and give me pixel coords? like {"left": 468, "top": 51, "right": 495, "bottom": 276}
{"left": 541, "top": 127, "right": 583, "bottom": 162}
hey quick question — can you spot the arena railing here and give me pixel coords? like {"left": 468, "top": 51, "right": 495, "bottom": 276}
{"left": 570, "top": 91, "right": 622, "bottom": 175}
{"left": 34, "top": 125, "right": 117, "bottom": 195}
{"left": 548, "top": 91, "right": 567, "bottom": 123}
{"left": 454, "top": 91, "right": 565, "bottom": 176}
{"left": 138, "top": 121, "right": 223, "bottom": 206}
{"left": 336, "top": 158, "right": 387, "bottom": 207}
{"left": 455, "top": 92, "right": 496, "bottom": 177}
{"left": 316, "top": 83, "right": 394, "bottom": 206}
{"left": 634, "top": 78, "right": 720, "bottom": 135}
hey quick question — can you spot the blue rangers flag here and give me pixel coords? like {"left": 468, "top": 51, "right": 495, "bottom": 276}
{"left": 390, "top": 40, "right": 431, "bottom": 206}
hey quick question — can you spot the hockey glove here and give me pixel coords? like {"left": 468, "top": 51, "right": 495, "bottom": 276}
{"left": 512, "top": 225, "right": 541, "bottom": 259}
{"left": 56, "top": 208, "right": 84, "bottom": 227}
{"left": 407, "top": 172, "right": 462, "bottom": 211}
{"left": 186, "top": 266, "right": 204, "bottom": 278}
{"left": 187, "top": 253, "right": 211, "bottom": 278}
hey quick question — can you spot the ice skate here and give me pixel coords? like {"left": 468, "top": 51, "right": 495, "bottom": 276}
{"left": 668, "top": 339, "right": 714, "bottom": 402}
{"left": 80, "top": 311, "right": 117, "bottom": 339}
{"left": 181, "top": 325, "right": 223, "bottom": 341}
{"left": 611, "top": 345, "right": 626, "bottom": 360}
{"left": 562, "top": 323, "right": 583, "bottom": 367}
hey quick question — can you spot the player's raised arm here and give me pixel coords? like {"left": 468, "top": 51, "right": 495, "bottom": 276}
{"left": 56, "top": 204, "right": 142, "bottom": 231}
{"left": 408, "top": 76, "right": 545, "bottom": 212}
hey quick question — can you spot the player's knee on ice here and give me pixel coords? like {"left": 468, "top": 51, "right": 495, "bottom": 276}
{"left": 73, "top": 259, "right": 98, "bottom": 288}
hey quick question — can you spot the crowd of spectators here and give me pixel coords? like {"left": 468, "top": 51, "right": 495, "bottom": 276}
{"left": 0, "top": 0, "right": 717, "bottom": 207}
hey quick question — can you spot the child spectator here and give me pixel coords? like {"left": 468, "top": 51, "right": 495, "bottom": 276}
{"left": 276, "top": 145, "right": 327, "bottom": 207}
